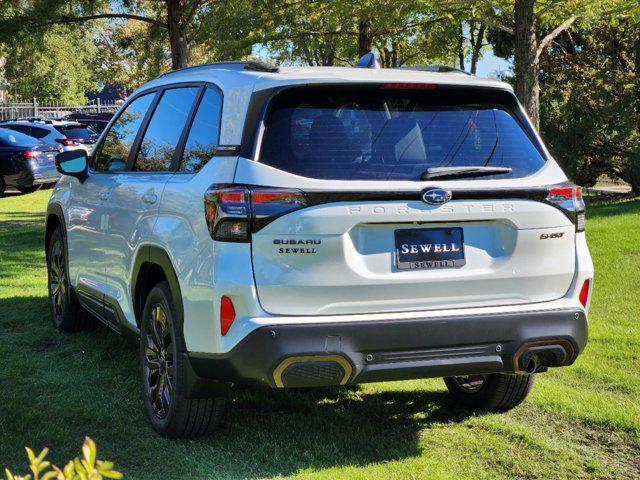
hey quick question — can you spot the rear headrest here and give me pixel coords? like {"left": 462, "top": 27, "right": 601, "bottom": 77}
{"left": 375, "top": 117, "right": 426, "bottom": 164}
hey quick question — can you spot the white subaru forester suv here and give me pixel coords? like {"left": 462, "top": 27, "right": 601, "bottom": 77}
{"left": 46, "top": 58, "right": 593, "bottom": 438}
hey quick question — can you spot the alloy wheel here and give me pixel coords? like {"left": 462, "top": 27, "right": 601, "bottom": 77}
{"left": 144, "top": 304, "right": 174, "bottom": 419}
{"left": 451, "top": 374, "right": 487, "bottom": 393}
{"left": 49, "top": 240, "right": 67, "bottom": 320}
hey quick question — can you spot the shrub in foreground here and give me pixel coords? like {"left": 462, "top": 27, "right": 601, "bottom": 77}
{"left": 4, "top": 437, "right": 122, "bottom": 480}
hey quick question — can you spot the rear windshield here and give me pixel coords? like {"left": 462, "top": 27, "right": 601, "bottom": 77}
{"left": 0, "top": 128, "right": 40, "bottom": 147}
{"left": 259, "top": 87, "right": 546, "bottom": 181}
{"left": 80, "top": 120, "right": 109, "bottom": 133}
{"left": 56, "top": 125, "right": 99, "bottom": 143}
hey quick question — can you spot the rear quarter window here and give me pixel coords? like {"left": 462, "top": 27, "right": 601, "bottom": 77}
{"left": 0, "top": 128, "right": 40, "bottom": 147}
{"left": 259, "top": 86, "right": 546, "bottom": 181}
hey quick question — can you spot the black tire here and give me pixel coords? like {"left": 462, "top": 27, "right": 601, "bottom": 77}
{"left": 47, "top": 227, "right": 91, "bottom": 332}
{"left": 0, "top": 176, "right": 5, "bottom": 196}
{"left": 140, "top": 281, "right": 226, "bottom": 438}
{"left": 444, "top": 373, "right": 535, "bottom": 411}
{"left": 17, "top": 185, "right": 41, "bottom": 194}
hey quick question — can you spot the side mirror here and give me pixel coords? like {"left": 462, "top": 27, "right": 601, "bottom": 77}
{"left": 56, "top": 149, "right": 88, "bottom": 180}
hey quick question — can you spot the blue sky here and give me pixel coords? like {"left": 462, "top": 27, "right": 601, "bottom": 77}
{"left": 253, "top": 44, "right": 512, "bottom": 78}
{"left": 475, "top": 51, "right": 512, "bottom": 78}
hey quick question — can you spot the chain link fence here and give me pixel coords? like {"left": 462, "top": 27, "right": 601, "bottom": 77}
{"left": 0, "top": 98, "right": 121, "bottom": 122}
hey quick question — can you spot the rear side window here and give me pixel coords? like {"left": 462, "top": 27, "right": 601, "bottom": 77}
{"left": 259, "top": 87, "right": 546, "bottom": 181}
{"left": 28, "top": 126, "right": 50, "bottom": 139}
{"left": 180, "top": 87, "right": 222, "bottom": 172}
{"left": 5, "top": 125, "right": 49, "bottom": 139}
{"left": 133, "top": 87, "right": 199, "bottom": 172}
{"left": 95, "top": 93, "right": 154, "bottom": 172}
{"left": 3, "top": 125, "right": 30, "bottom": 136}
{"left": 0, "top": 128, "right": 40, "bottom": 147}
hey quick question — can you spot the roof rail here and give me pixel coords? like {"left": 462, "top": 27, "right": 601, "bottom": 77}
{"left": 398, "top": 65, "right": 473, "bottom": 76}
{"left": 157, "top": 60, "right": 279, "bottom": 79}
{"left": 8, "top": 117, "right": 55, "bottom": 124}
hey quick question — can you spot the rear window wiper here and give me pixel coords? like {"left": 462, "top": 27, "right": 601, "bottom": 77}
{"left": 421, "top": 166, "right": 512, "bottom": 180}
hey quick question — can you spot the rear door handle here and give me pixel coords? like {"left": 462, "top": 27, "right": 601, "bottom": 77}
{"left": 142, "top": 192, "right": 157, "bottom": 204}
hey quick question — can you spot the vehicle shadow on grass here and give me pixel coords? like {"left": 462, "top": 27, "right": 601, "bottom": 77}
{"left": 0, "top": 294, "right": 476, "bottom": 479}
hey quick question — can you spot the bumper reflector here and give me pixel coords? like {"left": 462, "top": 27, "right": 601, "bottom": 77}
{"left": 220, "top": 296, "right": 236, "bottom": 336}
{"left": 578, "top": 279, "right": 590, "bottom": 308}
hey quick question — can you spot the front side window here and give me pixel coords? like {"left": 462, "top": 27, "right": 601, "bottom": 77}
{"left": 259, "top": 87, "right": 546, "bottom": 181}
{"left": 133, "top": 87, "right": 199, "bottom": 172}
{"left": 180, "top": 87, "right": 222, "bottom": 172}
{"left": 95, "top": 93, "right": 155, "bottom": 172}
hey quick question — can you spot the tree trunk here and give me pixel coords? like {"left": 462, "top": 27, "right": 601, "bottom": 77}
{"left": 358, "top": 18, "right": 373, "bottom": 57}
{"left": 634, "top": 35, "right": 640, "bottom": 127}
{"left": 166, "top": 0, "right": 189, "bottom": 70}
{"left": 381, "top": 47, "right": 391, "bottom": 68}
{"left": 514, "top": 0, "right": 540, "bottom": 129}
{"left": 470, "top": 24, "right": 486, "bottom": 75}
{"left": 457, "top": 22, "right": 466, "bottom": 71}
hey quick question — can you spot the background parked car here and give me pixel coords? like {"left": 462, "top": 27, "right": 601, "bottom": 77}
{"left": 65, "top": 112, "right": 113, "bottom": 134}
{"left": 0, "top": 127, "right": 59, "bottom": 195}
{"left": 0, "top": 119, "right": 99, "bottom": 154}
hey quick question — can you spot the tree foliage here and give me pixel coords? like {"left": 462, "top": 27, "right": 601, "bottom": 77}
{"left": 540, "top": 9, "right": 640, "bottom": 191}
{"left": 0, "top": 24, "right": 99, "bottom": 103}
{"left": 0, "top": 0, "right": 639, "bottom": 190}
{"left": 251, "top": 0, "right": 465, "bottom": 67}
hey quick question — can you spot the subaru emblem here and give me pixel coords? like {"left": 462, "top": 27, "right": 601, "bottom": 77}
{"left": 422, "top": 188, "right": 452, "bottom": 205}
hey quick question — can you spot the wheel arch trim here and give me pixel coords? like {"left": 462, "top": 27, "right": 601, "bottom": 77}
{"left": 131, "top": 245, "right": 184, "bottom": 330}
{"left": 45, "top": 203, "right": 67, "bottom": 257}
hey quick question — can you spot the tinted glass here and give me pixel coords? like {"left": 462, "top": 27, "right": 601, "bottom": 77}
{"left": 82, "top": 120, "right": 109, "bottom": 133}
{"left": 56, "top": 125, "right": 99, "bottom": 143}
{"left": 134, "top": 87, "right": 199, "bottom": 172}
{"left": 29, "top": 127, "right": 50, "bottom": 139}
{"left": 3, "top": 125, "right": 30, "bottom": 135}
{"left": 260, "top": 88, "right": 546, "bottom": 180}
{"left": 0, "top": 128, "right": 41, "bottom": 147}
{"left": 95, "top": 93, "right": 154, "bottom": 172}
{"left": 180, "top": 88, "right": 222, "bottom": 172}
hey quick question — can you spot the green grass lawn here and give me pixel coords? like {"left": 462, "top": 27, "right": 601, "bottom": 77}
{"left": 0, "top": 189, "right": 639, "bottom": 479}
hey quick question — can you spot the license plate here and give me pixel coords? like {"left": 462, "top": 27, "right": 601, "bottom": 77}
{"left": 395, "top": 227, "right": 465, "bottom": 270}
{"left": 38, "top": 154, "right": 54, "bottom": 165}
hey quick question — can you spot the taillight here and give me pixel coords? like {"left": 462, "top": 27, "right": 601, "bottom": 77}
{"left": 55, "top": 138, "right": 84, "bottom": 146}
{"left": 578, "top": 279, "right": 590, "bottom": 308}
{"left": 251, "top": 188, "right": 308, "bottom": 231}
{"left": 546, "top": 184, "right": 586, "bottom": 232}
{"left": 204, "top": 187, "right": 251, "bottom": 242}
{"left": 25, "top": 150, "right": 40, "bottom": 159}
{"left": 220, "top": 296, "right": 236, "bottom": 336}
{"left": 381, "top": 83, "right": 437, "bottom": 90}
{"left": 204, "top": 185, "right": 308, "bottom": 242}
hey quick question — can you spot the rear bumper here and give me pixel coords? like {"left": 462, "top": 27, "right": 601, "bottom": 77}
{"left": 186, "top": 307, "right": 587, "bottom": 391}
{"left": 4, "top": 169, "right": 59, "bottom": 187}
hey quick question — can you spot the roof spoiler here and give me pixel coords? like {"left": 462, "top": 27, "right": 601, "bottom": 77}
{"left": 355, "top": 52, "right": 472, "bottom": 76}
{"left": 398, "top": 65, "right": 473, "bottom": 76}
